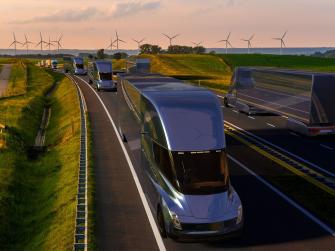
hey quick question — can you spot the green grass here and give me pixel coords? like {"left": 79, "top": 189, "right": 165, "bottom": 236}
{"left": 220, "top": 54, "right": 335, "bottom": 72}
{"left": 0, "top": 65, "right": 81, "bottom": 250}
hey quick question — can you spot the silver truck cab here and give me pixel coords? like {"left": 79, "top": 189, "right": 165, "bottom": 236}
{"left": 88, "top": 60, "right": 116, "bottom": 92}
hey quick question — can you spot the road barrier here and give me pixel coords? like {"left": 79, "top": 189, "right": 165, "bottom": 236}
{"left": 68, "top": 75, "right": 88, "bottom": 251}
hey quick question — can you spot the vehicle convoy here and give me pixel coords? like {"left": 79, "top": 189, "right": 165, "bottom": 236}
{"left": 224, "top": 67, "right": 335, "bottom": 136}
{"left": 117, "top": 72, "right": 243, "bottom": 240}
{"left": 88, "top": 60, "right": 116, "bottom": 91}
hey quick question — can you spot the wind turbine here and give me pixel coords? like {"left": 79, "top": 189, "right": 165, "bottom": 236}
{"left": 22, "top": 34, "right": 33, "bottom": 55}
{"left": 132, "top": 38, "right": 145, "bottom": 50}
{"left": 52, "top": 35, "right": 63, "bottom": 53}
{"left": 9, "top": 33, "right": 22, "bottom": 56}
{"left": 241, "top": 34, "right": 254, "bottom": 54}
{"left": 273, "top": 31, "right": 287, "bottom": 55}
{"left": 36, "top": 32, "right": 48, "bottom": 53}
{"left": 218, "top": 32, "right": 233, "bottom": 54}
{"left": 45, "top": 36, "right": 54, "bottom": 54}
{"left": 162, "top": 33, "right": 180, "bottom": 47}
{"left": 114, "top": 30, "right": 126, "bottom": 51}
{"left": 191, "top": 41, "right": 203, "bottom": 47}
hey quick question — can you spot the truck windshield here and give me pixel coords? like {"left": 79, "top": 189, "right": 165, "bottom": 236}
{"left": 99, "top": 72, "right": 112, "bottom": 80}
{"left": 76, "top": 64, "right": 84, "bottom": 69}
{"left": 171, "top": 150, "right": 229, "bottom": 195}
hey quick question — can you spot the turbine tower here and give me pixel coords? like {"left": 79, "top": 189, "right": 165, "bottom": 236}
{"left": 106, "top": 37, "right": 116, "bottom": 53}
{"left": 22, "top": 34, "right": 33, "bottom": 55}
{"left": 9, "top": 33, "right": 22, "bottom": 56}
{"left": 132, "top": 38, "right": 145, "bottom": 51}
{"left": 273, "top": 31, "right": 287, "bottom": 55}
{"left": 218, "top": 32, "right": 233, "bottom": 54}
{"left": 45, "top": 36, "right": 54, "bottom": 54}
{"left": 52, "top": 35, "right": 63, "bottom": 53}
{"left": 162, "top": 33, "right": 180, "bottom": 47}
{"left": 114, "top": 30, "right": 126, "bottom": 51}
{"left": 36, "top": 32, "right": 47, "bottom": 53}
{"left": 241, "top": 34, "right": 254, "bottom": 54}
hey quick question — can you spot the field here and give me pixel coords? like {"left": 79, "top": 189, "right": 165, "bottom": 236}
{"left": 0, "top": 63, "right": 80, "bottom": 250}
{"left": 221, "top": 54, "right": 335, "bottom": 72}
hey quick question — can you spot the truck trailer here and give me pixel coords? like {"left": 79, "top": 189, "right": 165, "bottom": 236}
{"left": 224, "top": 67, "right": 335, "bottom": 136}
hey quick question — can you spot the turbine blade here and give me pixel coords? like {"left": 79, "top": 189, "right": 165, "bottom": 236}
{"left": 119, "top": 39, "right": 126, "bottom": 43}
{"left": 282, "top": 40, "right": 286, "bottom": 48}
{"left": 162, "top": 33, "right": 170, "bottom": 39}
{"left": 172, "top": 34, "right": 180, "bottom": 39}
{"left": 227, "top": 32, "right": 231, "bottom": 40}
{"left": 250, "top": 34, "right": 255, "bottom": 40}
{"left": 282, "top": 31, "right": 287, "bottom": 39}
{"left": 228, "top": 41, "right": 233, "bottom": 48}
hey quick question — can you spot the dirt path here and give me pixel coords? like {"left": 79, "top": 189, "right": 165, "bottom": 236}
{"left": 0, "top": 64, "right": 12, "bottom": 96}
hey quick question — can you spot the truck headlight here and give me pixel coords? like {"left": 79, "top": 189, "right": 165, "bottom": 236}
{"left": 171, "top": 212, "right": 182, "bottom": 230}
{"left": 236, "top": 205, "right": 243, "bottom": 225}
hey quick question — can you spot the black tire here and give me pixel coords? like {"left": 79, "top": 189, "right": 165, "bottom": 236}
{"left": 157, "top": 208, "right": 167, "bottom": 238}
{"left": 223, "top": 97, "right": 229, "bottom": 107}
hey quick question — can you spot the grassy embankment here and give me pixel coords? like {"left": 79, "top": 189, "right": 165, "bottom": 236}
{"left": 140, "top": 54, "right": 232, "bottom": 92}
{"left": 5, "top": 60, "right": 28, "bottom": 97}
{"left": 147, "top": 53, "right": 335, "bottom": 227}
{"left": 0, "top": 61, "right": 81, "bottom": 250}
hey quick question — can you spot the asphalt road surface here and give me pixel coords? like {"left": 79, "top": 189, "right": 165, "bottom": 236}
{"left": 0, "top": 64, "right": 12, "bottom": 96}
{"left": 73, "top": 75, "right": 334, "bottom": 251}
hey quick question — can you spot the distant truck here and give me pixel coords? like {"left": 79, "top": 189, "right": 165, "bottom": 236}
{"left": 224, "top": 67, "right": 335, "bottom": 136}
{"left": 51, "top": 59, "right": 58, "bottom": 70}
{"left": 72, "top": 57, "right": 87, "bottom": 75}
{"left": 63, "top": 57, "right": 87, "bottom": 75}
{"left": 88, "top": 60, "right": 116, "bottom": 91}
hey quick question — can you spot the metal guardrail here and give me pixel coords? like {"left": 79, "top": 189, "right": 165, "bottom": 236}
{"left": 68, "top": 74, "right": 88, "bottom": 251}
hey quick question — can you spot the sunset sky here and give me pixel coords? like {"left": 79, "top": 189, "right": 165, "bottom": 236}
{"left": 1, "top": 0, "right": 335, "bottom": 49}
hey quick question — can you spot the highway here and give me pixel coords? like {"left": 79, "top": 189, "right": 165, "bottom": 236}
{"left": 72, "top": 75, "right": 335, "bottom": 251}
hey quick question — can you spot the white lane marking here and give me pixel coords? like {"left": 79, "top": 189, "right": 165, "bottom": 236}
{"left": 225, "top": 120, "right": 335, "bottom": 178}
{"left": 248, "top": 116, "right": 255, "bottom": 120}
{"left": 290, "top": 132, "right": 300, "bottom": 137}
{"left": 266, "top": 123, "right": 276, "bottom": 128}
{"left": 228, "top": 155, "right": 335, "bottom": 237}
{"left": 232, "top": 110, "right": 239, "bottom": 114}
{"left": 320, "top": 144, "right": 334, "bottom": 151}
{"left": 282, "top": 115, "right": 289, "bottom": 119}
{"left": 74, "top": 76, "right": 166, "bottom": 251}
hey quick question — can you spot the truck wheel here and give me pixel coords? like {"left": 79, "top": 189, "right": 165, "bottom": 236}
{"left": 223, "top": 97, "right": 229, "bottom": 107}
{"left": 157, "top": 208, "right": 167, "bottom": 238}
